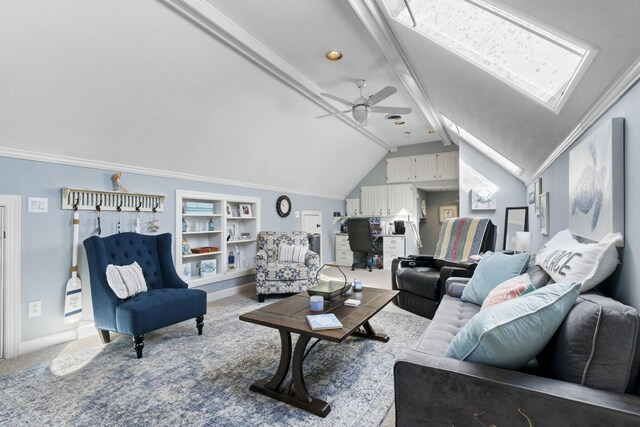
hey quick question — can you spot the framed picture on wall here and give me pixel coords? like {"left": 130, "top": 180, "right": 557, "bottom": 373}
{"left": 438, "top": 203, "right": 459, "bottom": 223}
{"left": 539, "top": 192, "right": 549, "bottom": 235}
{"left": 535, "top": 177, "right": 543, "bottom": 216}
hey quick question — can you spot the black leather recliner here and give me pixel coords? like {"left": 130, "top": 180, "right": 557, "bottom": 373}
{"left": 392, "top": 218, "right": 496, "bottom": 319}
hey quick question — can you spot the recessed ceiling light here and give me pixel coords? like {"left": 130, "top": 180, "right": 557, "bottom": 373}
{"left": 386, "top": 114, "right": 402, "bottom": 120}
{"left": 428, "top": 128, "right": 437, "bottom": 134}
{"left": 326, "top": 50, "right": 343, "bottom": 61}
{"left": 394, "top": 120, "right": 405, "bottom": 125}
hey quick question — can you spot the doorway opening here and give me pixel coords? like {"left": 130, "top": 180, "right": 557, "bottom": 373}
{"left": 301, "top": 211, "right": 323, "bottom": 264}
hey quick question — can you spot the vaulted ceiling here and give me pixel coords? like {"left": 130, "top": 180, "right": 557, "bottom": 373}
{"left": 2, "top": 0, "right": 640, "bottom": 198}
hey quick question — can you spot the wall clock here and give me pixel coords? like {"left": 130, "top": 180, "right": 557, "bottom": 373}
{"left": 276, "top": 195, "right": 291, "bottom": 218}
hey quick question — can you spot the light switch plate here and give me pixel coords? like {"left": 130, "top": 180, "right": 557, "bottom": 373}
{"left": 28, "top": 197, "right": 48, "bottom": 213}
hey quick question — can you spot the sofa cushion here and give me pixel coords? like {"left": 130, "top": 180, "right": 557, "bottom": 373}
{"left": 264, "top": 261, "right": 309, "bottom": 281}
{"left": 412, "top": 295, "right": 480, "bottom": 356}
{"left": 535, "top": 229, "right": 622, "bottom": 292}
{"left": 115, "top": 288, "right": 207, "bottom": 336}
{"left": 446, "top": 282, "right": 581, "bottom": 369}
{"left": 481, "top": 274, "right": 535, "bottom": 310}
{"left": 461, "top": 251, "right": 530, "bottom": 305}
{"left": 395, "top": 266, "right": 440, "bottom": 301}
{"left": 537, "top": 293, "right": 640, "bottom": 393}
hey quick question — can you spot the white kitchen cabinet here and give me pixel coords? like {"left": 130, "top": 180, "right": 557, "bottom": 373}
{"left": 383, "top": 236, "right": 406, "bottom": 270}
{"left": 361, "top": 185, "right": 388, "bottom": 216}
{"left": 345, "top": 198, "right": 360, "bottom": 216}
{"left": 413, "top": 154, "right": 439, "bottom": 181}
{"left": 386, "top": 157, "right": 413, "bottom": 183}
{"left": 387, "top": 184, "right": 414, "bottom": 217}
{"left": 436, "top": 152, "right": 459, "bottom": 180}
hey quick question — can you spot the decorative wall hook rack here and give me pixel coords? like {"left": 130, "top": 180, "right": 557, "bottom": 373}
{"left": 62, "top": 188, "right": 165, "bottom": 212}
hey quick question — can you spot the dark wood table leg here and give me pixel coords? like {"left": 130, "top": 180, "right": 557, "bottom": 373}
{"left": 249, "top": 332, "right": 331, "bottom": 417}
{"left": 352, "top": 320, "right": 390, "bottom": 342}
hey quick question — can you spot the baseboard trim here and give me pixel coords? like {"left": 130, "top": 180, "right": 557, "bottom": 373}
{"left": 206, "top": 283, "right": 254, "bottom": 303}
{"left": 19, "top": 328, "right": 78, "bottom": 356}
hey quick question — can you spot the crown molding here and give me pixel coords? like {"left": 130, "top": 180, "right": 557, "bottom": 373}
{"left": 347, "top": 0, "right": 452, "bottom": 146}
{"left": 528, "top": 54, "right": 640, "bottom": 185}
{"left": 0, "top": 147, "right": 345, "bottom": 200}
{"left": 160, "top": 0, "right": 395, "bottom": 152}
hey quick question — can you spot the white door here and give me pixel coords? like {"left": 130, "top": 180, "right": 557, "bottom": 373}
{"left": 373, "top": 186, "right": 388, "bottom": 216}
{"left": 437, "top": 152, "right": 459, "bottom": 180}
{"left": 386, "top": 157, "right": 412, "bottom": 183}
{"left": 414, "top": 154, "right": 438, "bottom": 181}
{"left": 360, "top": 187, "right": 374, "bottom": 215}
{"left": 345, "top": 198, "right": 360, "bottom": 216}
{"left": 301, "top": 211, "right": 322, "bottom": 263}
{"left": 0, "top": 206, "right": 4, "bottom": 360}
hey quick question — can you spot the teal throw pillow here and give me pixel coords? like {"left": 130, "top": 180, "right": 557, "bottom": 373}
{"left": 461, "top": 251, "right": 530, "bottom": 305}
{"left": 445, "top": 282, "right": 581, "bottom": 369}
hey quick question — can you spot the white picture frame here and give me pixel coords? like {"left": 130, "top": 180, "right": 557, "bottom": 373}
{"left": 239, "top": 203, "right": 252, "bottom": 217}
{"left": 535, "top": 177, "right": 542, "bottom": 216}
{"left": 471, "top": 188, "right": 496, "bottom": 211}
{"left": 540, "top": 192, "right": 549, "bottom": 235}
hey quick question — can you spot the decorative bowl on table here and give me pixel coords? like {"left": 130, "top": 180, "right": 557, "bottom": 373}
{"left": 307, "top": 263, "right": 351, "bottom": 300}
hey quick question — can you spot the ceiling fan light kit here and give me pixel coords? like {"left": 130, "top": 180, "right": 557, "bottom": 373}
{"left": 317, "top": 79, "right": 412, "bottom": 125}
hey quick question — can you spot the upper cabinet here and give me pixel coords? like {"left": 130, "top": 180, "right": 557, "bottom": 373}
{"left": 361, "top": 184, "right": 413, "bottom": 217}
{"left": 361, "top": 185, "right": 388, "bottom": 216}
{"left": 345, "top": 198, "right": 360, "bottom": 216}
{"left": 386, "top": 152, "right": 459, "bottom": 183}
{"left": 414, "top": 154, "right": 439, "bottom": 181}
{"left": 435, "top": 152, "right": 459, "bottom": 180}
{"left": 386, "top": 157, "right": 413, "bottom": 183}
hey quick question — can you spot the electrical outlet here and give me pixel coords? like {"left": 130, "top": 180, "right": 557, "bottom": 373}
{"left": 28, "top": 301, "right": 42, "bottom": 318}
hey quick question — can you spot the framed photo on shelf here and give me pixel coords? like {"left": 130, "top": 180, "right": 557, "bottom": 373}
{"left": 226, "top": 203, "right": 232, "bottom": 217}
{"left": 239, "top": 203, "right": 252, "bottom": 217}
{"left": 240, "top": 232, "right": 251, "bottom": 240}
{"left": 438, "top": 203, "right": 459, "bottom": 223}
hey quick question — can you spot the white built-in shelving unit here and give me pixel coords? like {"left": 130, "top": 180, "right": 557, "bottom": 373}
{"left": 175, "top": 190, "right": 260, "bottom": 288}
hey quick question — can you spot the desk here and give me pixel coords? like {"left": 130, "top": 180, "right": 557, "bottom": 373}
{"left": 335, "top": 234, "right": 405, "bottom": 270}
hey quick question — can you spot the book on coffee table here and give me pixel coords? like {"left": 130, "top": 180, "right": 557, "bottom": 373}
{"left": 306, "top": 313, "right": 343, "bottom": 330}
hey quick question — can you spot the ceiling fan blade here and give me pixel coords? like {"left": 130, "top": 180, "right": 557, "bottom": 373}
{"left": 320, "top": 93, "right": 354, "bottom": 106}
{"left": 366, "top": 86, "right": 397, "bottom": 106}
{"left": 370, "top": 106, "right": 413, "bottom": 114}
{"left": 315, "top": 109, "right": 352, "bottom": 119}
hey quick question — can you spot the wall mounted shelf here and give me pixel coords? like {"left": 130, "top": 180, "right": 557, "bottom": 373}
{"left": 61, "top": 187, "right": 165, "bottom": 212}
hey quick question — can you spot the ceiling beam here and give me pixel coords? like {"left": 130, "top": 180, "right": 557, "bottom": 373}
{"left": 347, "top": 0, "right": 453, "bottom": 145}
{"left": 160, "top": 0, "right": 396, "bottom": 152}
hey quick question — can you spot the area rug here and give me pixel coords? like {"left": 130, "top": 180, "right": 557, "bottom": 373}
{"left": 0, "top": 296, "right": 428, "bottom": 426}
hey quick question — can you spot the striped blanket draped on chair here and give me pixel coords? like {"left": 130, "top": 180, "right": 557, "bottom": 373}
{"left": 433, "top": 217, "right": 491, "bottom": 263}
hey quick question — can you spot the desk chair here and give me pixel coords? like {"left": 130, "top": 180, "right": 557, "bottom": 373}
{"left": 346, "top": 218, "right": 381, "bottom": 272}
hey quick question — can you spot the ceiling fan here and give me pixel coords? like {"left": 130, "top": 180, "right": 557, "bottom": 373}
{"left": 316, "top": 79, "right": 412, "bottom": 124}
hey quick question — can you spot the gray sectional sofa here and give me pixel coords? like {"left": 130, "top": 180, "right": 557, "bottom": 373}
{"left": 394, "top": 265, "right": 640, "bottom": 426}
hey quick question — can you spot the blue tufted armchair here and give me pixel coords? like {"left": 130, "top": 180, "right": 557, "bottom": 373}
{"left": 83, "top": 232, "right": 207, "bottom": 358}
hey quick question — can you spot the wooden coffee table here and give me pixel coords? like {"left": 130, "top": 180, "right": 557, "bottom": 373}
{"left": 239, "top": 287, "right": 398, "bottom": 417}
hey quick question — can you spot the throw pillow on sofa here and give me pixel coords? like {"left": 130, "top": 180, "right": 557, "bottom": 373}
{"left": 535, "top": 229, "right": 622, "bottom": 292}
{"left": 446, "top": 282, "right": 581, "bottom": 369}
{"left": 461, "top": 251, "right": 530, "bottom": 305}
{"left": 481, "top": 274, "right": 535, "bottom": 310}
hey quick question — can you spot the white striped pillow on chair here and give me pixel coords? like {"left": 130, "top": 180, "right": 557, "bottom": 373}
{"left": 277, "top": 244, "right": 308, "bottom": 263}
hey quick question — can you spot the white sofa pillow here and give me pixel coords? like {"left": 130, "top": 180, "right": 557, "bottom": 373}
{"left": 535, "top": 229, "right": 622, "bottom": 292}
{"left": 106, "top": 261, "right": 148, "bottom": 299}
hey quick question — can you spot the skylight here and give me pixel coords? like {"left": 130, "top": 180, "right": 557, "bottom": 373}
{"left": 385, "top": 0, "right": 594, "bottom": 112}
{"left": 441, "top": 115, "right": 523, "bottom": 177}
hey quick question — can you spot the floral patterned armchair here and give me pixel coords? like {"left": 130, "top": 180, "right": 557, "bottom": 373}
{"left": 255, "top": 231, "right": 320, "bottom": 302}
